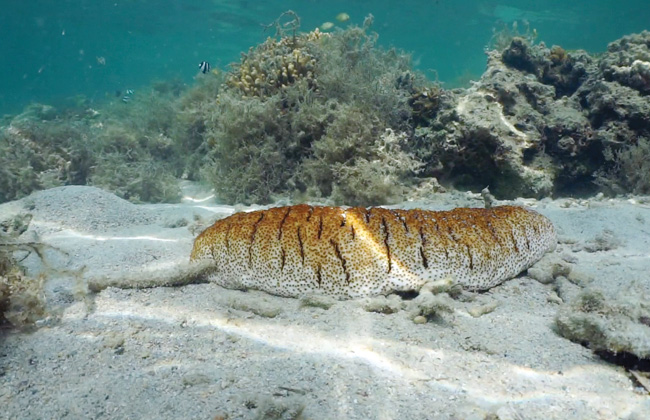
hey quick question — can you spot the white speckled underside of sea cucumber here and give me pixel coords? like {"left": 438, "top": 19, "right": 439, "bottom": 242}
{"left": 190, "top": 205, "right": 557, "bottom": 299}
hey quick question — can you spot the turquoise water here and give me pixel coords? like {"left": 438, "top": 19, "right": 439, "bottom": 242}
{"left": 1, "top": 0, "right": 648, "bottom": 115}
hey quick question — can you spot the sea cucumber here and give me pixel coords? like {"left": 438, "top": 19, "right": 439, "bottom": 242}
{"left": 190, "top": 205, "right": 556, "bottom": 299}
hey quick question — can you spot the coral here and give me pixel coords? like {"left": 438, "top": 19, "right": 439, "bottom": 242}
{"left": 578, "top": 44, "right": 650, "bottom": 194}
{"left": 222, "top": 11, "right": 321, "bottom": 99}
{"left": 408, "top": 86, "right": 443, "bottom": 126}
{"left": 548, "top": 45, "right": 568, "bottom": 64}
{"left": 225, "top": 30, "right": 322, "bottom": 98}
{"left": 190, "top": 204, "right": 556, "bottom": 299}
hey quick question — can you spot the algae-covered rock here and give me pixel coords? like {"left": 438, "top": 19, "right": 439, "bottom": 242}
{"left": 413, "top": 31, "right": 650, "bottom": 199}
{"left": 599, "top": 30, "right": 650, "bottom": 94}
{"left": 200, "top": 20, "right": 428, "bottom": 205}
{"left": 413, "top": 34, "right": 602, "bottom": 198}
{"left": 555, "top": 288, "right": 650, "bottom": 360}
{"left": 0, "top": 213, "right": 47, "bottom": 327}
{"left": 0, "top": 88, "right": 184, "bottom": 205}
{"left": 4, "top": 20, "right": 650, "bottom": 206}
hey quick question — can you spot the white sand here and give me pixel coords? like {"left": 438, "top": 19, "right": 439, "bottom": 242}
{"left": 1, "top": 185, "right": 649, "bottom": 419}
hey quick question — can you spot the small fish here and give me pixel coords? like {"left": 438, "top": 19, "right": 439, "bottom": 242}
{"left": 336, "top": 12, "right": 350, "bottom": 23}
{"left": 122, "top": 95, "right": 131, "bottom": 103}
{"left": 199, "top": 61, "right": 211, "bottom": 74}
{"left": 320, "top": 21, "right": 334, "bottom": 31}
{"left": 125, "top": 89, "right": 134, "bottom": 95}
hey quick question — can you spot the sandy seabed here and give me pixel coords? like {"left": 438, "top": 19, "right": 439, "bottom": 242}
{"left": 1, "top": 184, "right": 649, "bottom": 420}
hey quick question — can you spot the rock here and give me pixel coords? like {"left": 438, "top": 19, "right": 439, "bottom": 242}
{"left": 413, "top": 31, "right": 650, "bottom": 198}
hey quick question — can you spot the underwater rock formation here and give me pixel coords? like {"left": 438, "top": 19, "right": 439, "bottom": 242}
{"left": 2, "top": 26, "right": 650, "bottom": 206}
{"left": 599, "top": 32, "right": 650, "bottom": 94}
{"left": 200, "top": 24, "right": 427, "bottom": 206}
{"left": 415, "top": 31, "right": 650, "bottom": 199}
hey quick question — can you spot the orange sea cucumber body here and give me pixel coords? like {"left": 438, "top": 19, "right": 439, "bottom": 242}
{"left": 190, "top": 205, "right": 557, "bottom": 299}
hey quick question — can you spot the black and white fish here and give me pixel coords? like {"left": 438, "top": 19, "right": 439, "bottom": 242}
{"left": 199, "top": 61, "right": 211, "bottom": 74}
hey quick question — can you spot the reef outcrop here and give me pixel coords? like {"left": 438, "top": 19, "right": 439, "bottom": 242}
{"left": 414, "top": 31, "right": 650, "bottom": 198}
